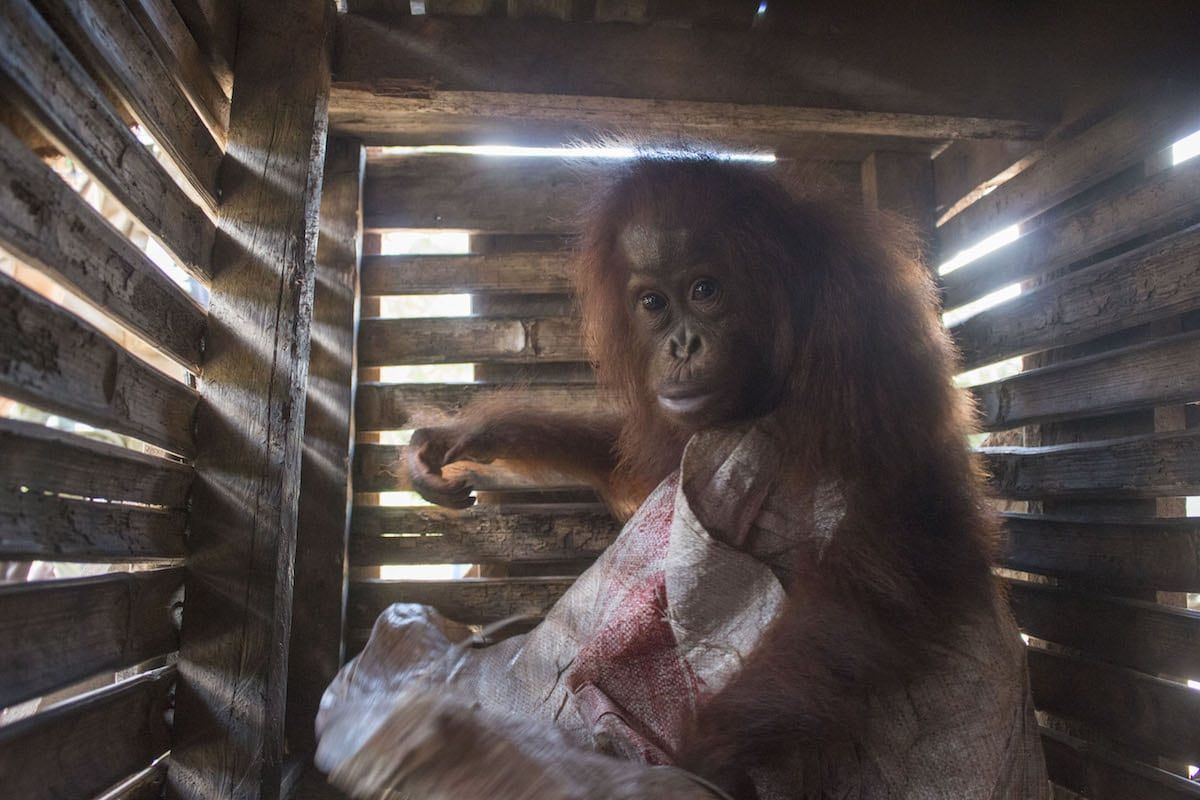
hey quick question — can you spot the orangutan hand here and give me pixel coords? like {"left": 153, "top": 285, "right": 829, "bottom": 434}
{"left": 406, "top": 425, "right": 498, "bottom": 509}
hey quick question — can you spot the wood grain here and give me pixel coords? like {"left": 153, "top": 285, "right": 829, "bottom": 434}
{"left": 359, "top": 316, "right": 586, "bottom": 366}
{"left": 0, "top": 491, "right": 186, "bottom": 562}
{"left": 356, "top": 381, "right": 606, "bottom": 430}
{"left": 361, "top": 251, "right": 574, "bottom": 295}
{"left": 1040, "top": 726, "right": 1200, "bottom": 800}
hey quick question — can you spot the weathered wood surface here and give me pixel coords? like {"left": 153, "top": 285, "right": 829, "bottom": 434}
{"left": 1027, "top": 648, "right": 1200, "bottom": 764}
{"left": 0, "top": 122, "right": 207, "bottom": 370}
{"left": 348, "top": 577, "right": 574, "bottom": 628}
{"left": 356, "top": 381, "right": 606, "bottom": 430}
{"left": 973, "top": 331, "right": 1200, "bottom": 432}
{"left": 169, "top": 1, "right": 332, "bottom": 798}
{"left": 104, "top": 764, "right": 170, "bottom": 800}
{"left": 355, "top": 444, "right": 587, "bottom": 493}
{"left": 980, "top": 430, "right": 1200, "bottom": 500}
{"left": 0, "top": 665, "right": 175, "bottom": 800}
{"left": 0, "top": 491, "right": 186, "bottom": 561}
{"left": 1007, "top": 580, "right": 1200, "bottom": 678}
{"left": 932, "top": 138, "right": 1037, "bottom": 224}
{"left": 350, "top": 504, "right": 618, "bottom": 564}
{"left": 953, "top": 223, "right": 1200, "bottom": 369}
{"left": 473, "top": 361, "right": 596, "bottom": 384}
{"left": 0, "top": 418, "right": 193, "bottom": 507}
{"left": 286, "top": 138, "right": 364, "bottom": 755}
{"left": 860, "top": 150, "right": 935, "bottom": 252}
{"left": 0, "top": 275, "right": 199, "bottom": 456}
{"left": 941, "top": 156, "right": 1200, "bottom": 310}
{"left": 937, "top": 97, "right": 1200, "bottom": 259}
{"left": 361, "top": 252, "right": 574, "bottom": 295}
{"left": 125, "top": 0, "right": 232, "bottom": 138}
{"left": 359, "top": 316, "right": 586, "bottom": 366}
{"left": 0, "top": 0, "right": 214, "bottom": 278}
{"left": 1040, "top": 727, "right": 1200, "bottom": 800}
{"left": 171, "top": 0, "right": 236, "bottom": 93}
{"left": 38, "top": 0, "right": 223, "bottom": 209}
{"left": 0, "top": 568, "right": 183, "bottom": 707}
{"left": 999, "top": 513, "right": 1200, "bottom": 592}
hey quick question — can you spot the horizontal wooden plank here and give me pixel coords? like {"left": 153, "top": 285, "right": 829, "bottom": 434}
{"left": 350, "top": 503, "right": 618, "bottom": 564}
{"left": 1028, "top": 648, "right": 1200, "bottom": 764}
{"left": 0, "top": 275, "right": 199, "bottom": 456}
{"left": 0, "top": 491, "right": 186, "bottom": 561}
{"left": 0, "top": 568, "right": 182, "bottom": 707}
{"left": 973, "top": 330, "right": 1200, "bottom": 432}
{"left": 1000, "top": 513, "right": 1200, "bottom": 592}
{"left": 101, "top": 763, "right": 169, "bottom": 800}
{"left": 938, "top": 96, "right": 1200, "bottom": 257}
{"left": 0, "top": 665, "right": 175, "bottom": 800}
{"left": 0, "top": 418, "right": 193, "bottom": 508}
{"left": 980, "top": 430, "right": 1200, "bottom": 500}
{"left": 356, "top": 381, "right": 606, "bottom": 430}
{"left": 1041, "top": 726, "right": 1200, "bottom": 800}
{"left": 1008, "top": 579, "right": 1200, "bottom": 678}
{"left": 0, "top": 0, "right": 214, "bottom": 279}
{"left": 358, "top": 316, "right": 586, "bottom": 366}
{"left": 953, "top": 223, "right": 1200, "bottom": 370}
{"left": 941, "top": 155, "right": 1200, "bottom": 310}
{"left": 348, "top": 576, "right": 574, "bottom": 628}
{"left": 39, "top": 0, "right": 223, "bottom": 209}
{"left": 0, "top": 121, "right": 206, "bottom": 370}
{"left": 932, "top": 138, "right": 1038, "bottom": 223}
{"left": 354, "top": 443, "right": 587, "bottom": 493}
{"left": 361, "top": 252, "right": 574, "bottom": 295}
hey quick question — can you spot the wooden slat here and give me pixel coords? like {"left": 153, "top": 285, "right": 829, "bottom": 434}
{"left": 359, "top": 316, "right": 585, "bottom": 366}
{"left": 932, "top": 138, "right": 1037, "bottom": 223}
{"left": 0, "top": 418, "right": 193, "bottom": 507}
{"left": 39, "top": 0, "right": 223, "bottom": 209}
{"left": 286, "top": 138, "right": 364, "bottom": 755}
{"left": 0, "top": 275, "right": 199, "bottom": 456}
{"left": 953, "top": 223, "right": 1200, "bottom": 370}
{"left": 1040, "top": 727, "right": 1200, "bottom": 800}
{"left": 1028, "top": 648, "right": 1200, "bottom": 764}
{"left": 861, "top": 150, "right": 935, "bottom": 248}
{"left": 1007, "top": 580, "right": 1200, "bottom": 678}
{"left": 0, "top": 492, "right": 186, "bottom": 561}
{"left": 980, "top": 430, "right": 1200, "bottom": 500}
{"left": 0, "top": 122, "right": 206, "bottom": 370}
{"left": 1000, "top": 513, "right": 1200, "bottom": 592}
{"left": 350, "top": 504, "right": 619, "bottom": 564}
{"left": 941, "top": 156, "right": 1200, "bottom": 310}
{"left": 348, "top": 576, "right": 574, "bottom": 628}
{"left": 168, "top": 2, "right": 333, "bottom": 797}
{"left": 937, "top": 97, "right": 1200, "bottom": 259}
{"left": 125, "top": 0, "right": 232, "bottom": 137}
{"left": 361, "top": 252, "right": 574, "bottom": 295}
{"left": 0, "top": 568, "right": 182, "bottom": 707}
{"left": 354, "top": 443, "right": 587, "bottom": 493}
{"left": 99, "top": 763, "right": 169, "bottom": 800}
{"left": 0, "top": 665, "right": 175, "bottom": 800}
{"left": 0, "top": 0, "right": 214, "bottom": 278}
{"left": 973, "top": 331, "right": 1200, "bottom": 432}
{"left": 171, "top": 0, "right": 236, "bottom": 93}
{"left": 356, "top": 381, "right": 605, "bottom": 430}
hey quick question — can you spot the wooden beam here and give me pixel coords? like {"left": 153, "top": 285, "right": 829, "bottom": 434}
{"left": 980, "top": 430, "right": 1200, "bottom": 500}
{"left": 1041, "top": 727, "right": 1200, "bottom": 800}
{"left": 286, "top": 137, "right": 364, "bottom": 755}
{"left": 860, "top": 150, "right": 935, "bottom": 256}
{"left": 354, "top": 443, "right": 587, "bottom": 493}
{"left": 0, "top": 121, "right": 207, "bottom": 370}
{"left": 361, "top": 252, "right": 574, "bottom": 295}
{"left": 359, "top": 316, "right": 586, "bottom": 366}
{"left": 0, "top": 665, "right": 175, "bottom": 800}
{"left": 941, "top": 156, "right": 1200, "bottom": 310}
{"left": 973, "top": 330, "right": 1200, "bottom": 432}
{"left": 999, "top": 513, "right": 1200, "bottom": 593}
{"left": 0, "top": 568, "right": 183, "bottom": 707}
{"left": 350, "top": 504, "right": 618, "bottom": 564}
{"left": 0, "top": 492, "right": 186, "bottom": 562}
{"left": 0, "top": 0, "right": 214, "bottom": 279}
{"left": 356, "top": 381, "right": 605, "bottom": 429}
{"left": 168, "top": 2, "right": 333, "bottom": 798}
{"left": 170, "top": 0, "right": 237, "bottom": 94}
{"left": 348, "top": 576, "right": 574, "bottom": 628}
{"left": 932, "top": 139, "right": 1037, "bottom": 224}
{"left": 0, "top": 275, "right": 199, "bottom": 456}
{"left": 952, "top": 222, "right": 1200, "bottom": 370}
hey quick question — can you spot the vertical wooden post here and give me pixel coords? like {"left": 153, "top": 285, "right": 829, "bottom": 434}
{"left": 861, "top": 151, "right": 937, "bottom": 266}
{"left": 168, "top": 2, "right": 332, "bottom": 799}
{"left": 285, "top": 137, "right": 364, "bottom": 755}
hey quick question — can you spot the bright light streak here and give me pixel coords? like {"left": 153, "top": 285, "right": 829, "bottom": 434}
{"left": 953, "top": 355, "right": 1023, "bottom": 389}
{"left": 378, "top": 294, "right": 473, "bottom": 318}
{"left": 1172, "top": 129, "right": 1200, "bottom": 166}
{"left": 379, "top": 564, "right": 470, "bottom": 579}
{"left": 942, "top": 282, "right": 1022, "bottom": 328}
{"left": 938, "top": 224, "right": 1021, "bottom": 276}
{"left": 377, "top": 144, "right": 777, "bottom": 163}
{"left": 379, "top": 230, "right": 471, "bottom": 256}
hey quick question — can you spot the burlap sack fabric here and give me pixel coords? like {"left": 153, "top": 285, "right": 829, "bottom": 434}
{"left": 316, "top": 419, "right": 1049, "bottom": 799}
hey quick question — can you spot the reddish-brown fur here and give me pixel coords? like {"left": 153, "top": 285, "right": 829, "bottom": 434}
{"left": 409, "top": 157, "right": 998, "bottom": 797}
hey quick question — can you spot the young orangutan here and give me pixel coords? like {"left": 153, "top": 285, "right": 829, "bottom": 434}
{"left": 314, "top": 157, "right": 1049, "bottom": 799}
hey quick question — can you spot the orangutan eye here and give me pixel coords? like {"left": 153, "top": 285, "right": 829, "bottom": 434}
{"left": 639, "top": 292, "right": 667, "bottom": 312}
{"left": 691, "top": 278, "right": 718, "bottom": 301}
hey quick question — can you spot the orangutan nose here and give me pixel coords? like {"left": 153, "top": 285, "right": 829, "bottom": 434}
{"left": 669, "top": 327, "right": 701, "bottom": 360}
